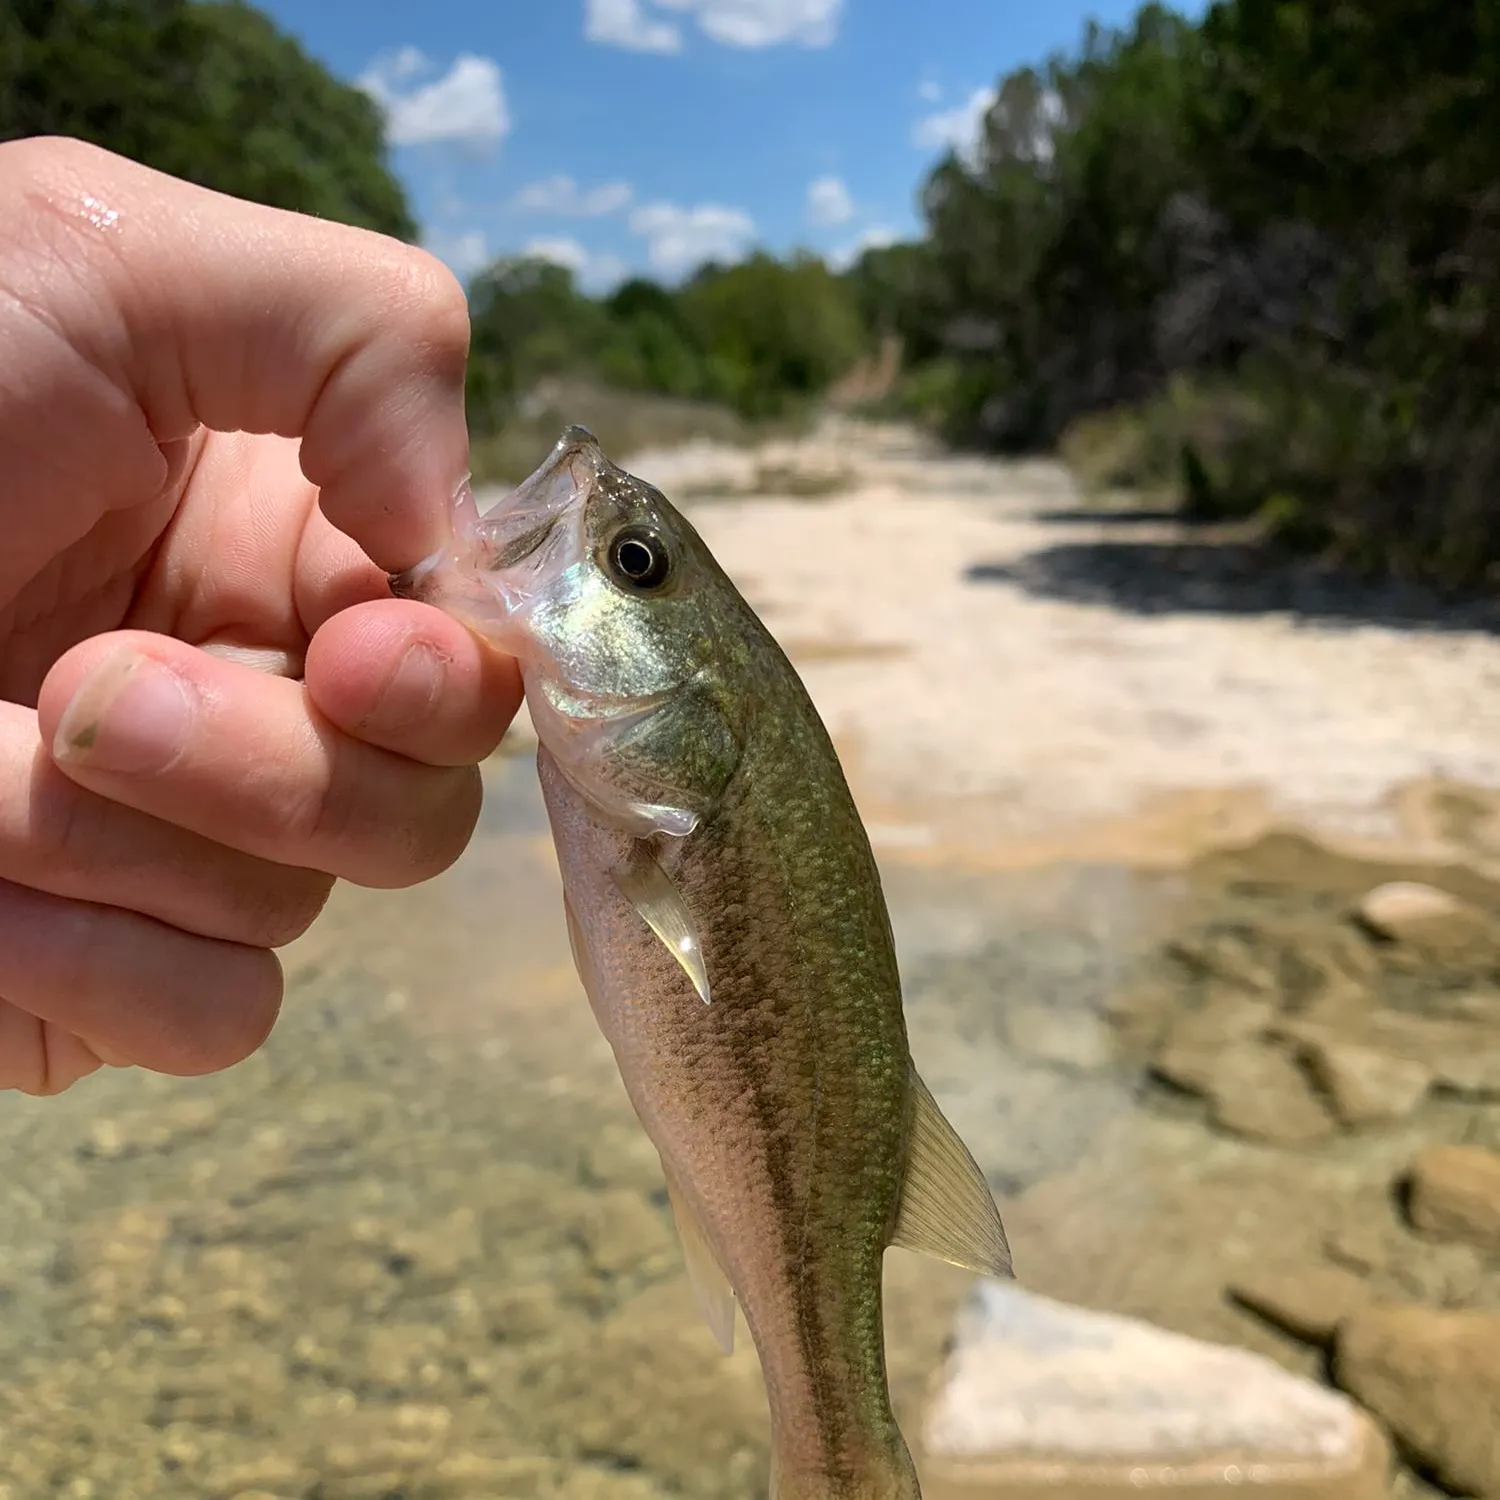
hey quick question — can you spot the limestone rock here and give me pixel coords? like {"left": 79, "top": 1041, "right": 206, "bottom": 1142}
{"left": 1300, "top": 1037, "right": 1432, "bottom": 1127}
{"left": 1281, "top": 1011, "right": 1500, "bottom": 1099}
{"left": 1355, "top": 882, "right": 1491, "bottom": 952}
{"left": 921, "top": 1281, "right": 1389, "bottom": 1500}
{"left": 1406, "top": 1144, "right": 1500, "bottom": 1252}
{"left": 1167, "top": 931, "right": 1281, "bottom": 994}
{"left": 1370, "top": 1012, "right": 1500, "bottom": 1097}
{"left": 1228, "top": 1264, "right": 1373, "bottom": 1345}
{"left": 1151, "top": 994, "right": 1277, "bottom": 1095}
{"left": 1207, "top": 1043, "right": 1338, "bottom": 1145}
{"left": 1335, "top": 1304, "right": 1500, "bottom": 1499}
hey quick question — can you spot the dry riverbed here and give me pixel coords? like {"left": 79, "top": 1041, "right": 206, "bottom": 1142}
{"left": 3, "top": 420, "right": 1499, "bottom": 1500}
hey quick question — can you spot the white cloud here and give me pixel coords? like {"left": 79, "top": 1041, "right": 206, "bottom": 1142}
{"left": 587, "top": 0, "right": 841, "bottom": 52}
{"left": 916, "top": 74, "right": 942, "bottom": 104}
{"left": 913, "top": 86, "right": 996, "bottom": 165}
{"left": 829, "top": 225, "right": 897, "bottom": 272}
{"left": 523, "top": 237, "right": 629, "bottom": 294}
{"left": 360, "top": 52, "right": 509, "bottom": 149}
{"left": 629, "top": 201, "right": 757, "bottom": 276}
{"left": 806, "top": 175, "right": 854, "bottom": 229}
{"left": 513, "top": 175, "right": 634, "bottom": 217}
{"left": 585, "top": 0, "right": 683, "bottom": 52}
{"left": 423, "top": 228, "right": 492, "bottom": 280}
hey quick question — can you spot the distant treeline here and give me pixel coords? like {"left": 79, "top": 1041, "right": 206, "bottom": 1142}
{"left": 466, "top": 252, "right": 867, "bottom": 426}
{"left": 6, "top": 0, "right": 1498, "bottom": 586}
{"left": 880, "top": 0, "right": 1500, "bottom": 588}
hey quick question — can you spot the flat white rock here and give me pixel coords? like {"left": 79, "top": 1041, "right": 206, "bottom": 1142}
{"left": 924, "top": 1281, "right": 1377, "bottom": 1463}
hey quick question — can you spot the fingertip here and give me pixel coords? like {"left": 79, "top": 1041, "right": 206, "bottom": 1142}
{"left": 305, "top": 599, "right": 523, "bottom": 766}
{"left": 156, "top": 946, "right": 284, "bottom": 1078}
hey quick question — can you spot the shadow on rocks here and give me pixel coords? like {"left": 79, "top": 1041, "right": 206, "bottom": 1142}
{"left": 966, "top": 534, "right": 1500, "bottom": 635}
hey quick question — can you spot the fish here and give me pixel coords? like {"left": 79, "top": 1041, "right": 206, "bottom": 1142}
{"left": 390, "top": 427, "right": 1012, "bottom": 1500}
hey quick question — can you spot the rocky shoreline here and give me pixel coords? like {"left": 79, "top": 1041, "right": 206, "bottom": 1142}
{"left": 950, "top": 833, "right": 1500, "bottom": 1500}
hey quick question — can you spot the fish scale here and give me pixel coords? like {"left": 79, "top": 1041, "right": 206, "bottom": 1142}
{"left": 391, "top": 426, "right": 1013, "bottom": 1500}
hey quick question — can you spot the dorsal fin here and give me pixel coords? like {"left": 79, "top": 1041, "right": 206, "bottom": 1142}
{"left": 891, "top": 1067, "right": 1013, "bottom": 1278}
{"left": 612, "top": 847, "right": 711, "bottom": 1004}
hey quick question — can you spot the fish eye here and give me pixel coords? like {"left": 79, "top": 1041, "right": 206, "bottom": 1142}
{"left": 607, "top": 526, "right": 672, "bottom": 591}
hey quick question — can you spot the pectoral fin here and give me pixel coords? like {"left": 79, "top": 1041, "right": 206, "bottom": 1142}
{"left": 662, "top": 1170, "right": 737, "bottom": 1354}
{"left": 891, "top": 1068, "right": 1014, "bottom": 1279}
{"left": 612, "top": 849, "right": 711, "bottom": 1005}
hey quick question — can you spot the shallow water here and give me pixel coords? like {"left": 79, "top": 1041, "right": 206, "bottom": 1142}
{"left": 0, "top": 751, "right": 1181, "bottom": 1500}
{"left": 4, "top": 750, "right": 1496, "bottom": 1499}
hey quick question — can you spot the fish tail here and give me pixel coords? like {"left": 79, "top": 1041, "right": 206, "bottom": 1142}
{"left": 769, "top": 1442, "right": 923, "bottom": 1500}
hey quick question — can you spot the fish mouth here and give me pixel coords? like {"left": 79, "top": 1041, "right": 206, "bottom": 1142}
{"left": 388, "top": 426, "right": 605, "bottom": 628}
{"left": 480, "top": 425, "right": 603, "bottom": 581}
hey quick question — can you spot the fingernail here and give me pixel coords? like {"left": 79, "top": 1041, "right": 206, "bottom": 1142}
{"left": 53, "top": 649, "right": 194, "bottom": 774}
{"left": 368, "top": 640, "right": 445, "bottom": 733}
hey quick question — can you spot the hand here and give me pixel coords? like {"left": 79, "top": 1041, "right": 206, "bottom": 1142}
{"left": 0, "top": 137, "right": 522, "bottom": 1095}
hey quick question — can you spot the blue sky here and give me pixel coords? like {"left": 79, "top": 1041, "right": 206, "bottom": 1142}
{"left": 254, "top": 0, "right": 1195, "bottom": 292}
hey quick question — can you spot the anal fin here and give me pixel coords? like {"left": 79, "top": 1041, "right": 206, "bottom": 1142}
{"left": 612, "top": 847, "right": 711, "bottom": 1004}
{"left": 891, "top": 1068, "right": 1014, "bottom": 1279}
{"left": 662, "top": 1170, "right": 737, "bottom": 1354}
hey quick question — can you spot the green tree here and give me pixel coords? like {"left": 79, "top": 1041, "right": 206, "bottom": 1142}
{"left": 465, "top": 256, "right": 610, "bottom": 421}
{"left": 916, "top": 5, "right": 1201, "bottom": 445}
{"left": 681, "top": 252, "right": 866, "bottom": 419}
{"left": 0, "top": 0, "right": 413, "bottom": 239}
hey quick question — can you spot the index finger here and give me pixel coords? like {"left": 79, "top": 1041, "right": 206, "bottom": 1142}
{"left": 2, "top": 135, "right": 470, "bottom": 571}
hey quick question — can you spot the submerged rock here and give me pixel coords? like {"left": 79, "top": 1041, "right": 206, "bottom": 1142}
{"left": 1406, "top": 1144, "right": 1500, "bottom": 1252}
{"left": 1335, "top": 1304, "right": 1500, "bottom": 1500}
{"left": 1355, "top": 881, "right": 1492, "bottom": 954}
{"left": 1299, "top": 1036, "right": 1433, "bottom": 1127}
{"left": 1228, "top": 1264, "right": 1374, "bottom": 1346}
{"left": 920, "top": 1280, "right": 1389, "bottom": 1500}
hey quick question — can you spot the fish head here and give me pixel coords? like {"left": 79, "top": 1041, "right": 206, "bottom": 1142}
{"left": 391, "top": 426, "right": 748, "bottom": 838}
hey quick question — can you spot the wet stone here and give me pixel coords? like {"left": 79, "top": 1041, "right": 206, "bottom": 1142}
{"left": 922, "top": 1281, "right": 1389, "bottom": 1499}
{"left": 1356, "top": 882, "right": 1494, "bottom": 954}
{"left": 1227, "top": 1264, "right": 1373, "bottom": 1345}
{"left": 1406, "top": 1144, "right": 1500, "bottom": 1252}
{"left": 1300, "top": 1035, "right": 1433, "bottom": 1126}
{"left": 1336, "top": 1304, "right": 1500, "bottom": 1500}
{"left": 1203, "top": 1042, "right": 1338, "bottom": 1145}
{"left": 1150, "top": 993, "right": 1277, "bottom": 1094}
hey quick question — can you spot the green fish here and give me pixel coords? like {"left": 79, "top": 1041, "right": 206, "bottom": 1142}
{"left": 391, "top": 427, "right": 1012, "bottom": 1500}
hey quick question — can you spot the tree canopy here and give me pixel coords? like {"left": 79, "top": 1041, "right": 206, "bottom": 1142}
{"left": 885, "top": 0, "right": 1500, "bottom": 585}
{"left": 0, "top": 0, "right": 414, "bottom": 238}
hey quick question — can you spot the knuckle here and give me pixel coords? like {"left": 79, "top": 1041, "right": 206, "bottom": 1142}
{"left": 0, "top": 134, "right": 112, "bottom": 189}
{"left": 375, "top": 243, "right": 471, "bottom": 363}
